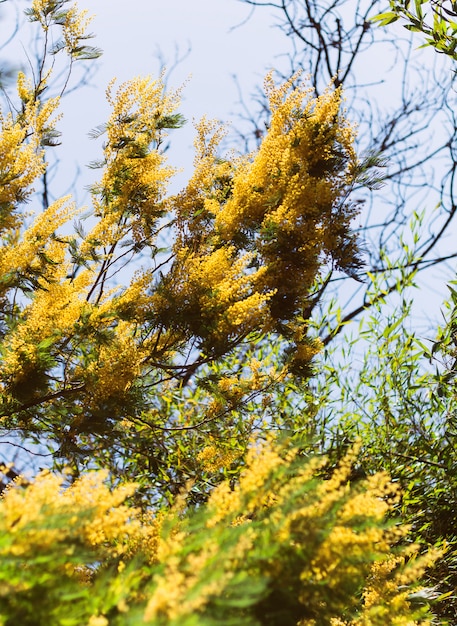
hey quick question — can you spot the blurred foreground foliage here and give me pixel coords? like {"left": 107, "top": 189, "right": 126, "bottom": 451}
{"left": 0, "top": 442, "right": 440, "bottom": 625}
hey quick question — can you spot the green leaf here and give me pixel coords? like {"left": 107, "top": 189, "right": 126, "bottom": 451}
{"left": 371, "top": 11, "right": 400, "bottom": 25}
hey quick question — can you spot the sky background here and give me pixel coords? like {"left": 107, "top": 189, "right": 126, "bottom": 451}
{"left": 1, "top": 1, "right": 453, "bottom": 298}
{"left": 3, "top": 0, "right": 452, "bottom": 324}
{"left": 0, "top": 0, "right": 292, "bottom": 197}
{"left": 59, "top": 0, "right": 288, "bottom": 196}
{"left": 3, "top": 1, "right": 434, "bottom": 200}
{"left": 2, "top": 0, "right": 454, "bottom": 329}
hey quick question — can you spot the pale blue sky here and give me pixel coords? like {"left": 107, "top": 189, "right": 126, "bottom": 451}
{"left": 59, "top": 0, "right": 288, "bottom": 195}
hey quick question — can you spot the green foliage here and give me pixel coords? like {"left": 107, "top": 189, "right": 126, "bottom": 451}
{"left": 309, "top": 260, "right": 457, "bottom": 620}
{"left": 373, "top": 0, "right": 457, "bottom": 59}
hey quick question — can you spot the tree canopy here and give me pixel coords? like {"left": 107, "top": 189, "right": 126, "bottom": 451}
{"left": 0, "top": 1, "right": 368, "bottom": 500}
{"left": 0, "top": 0, "right": 455, "bottom": 624}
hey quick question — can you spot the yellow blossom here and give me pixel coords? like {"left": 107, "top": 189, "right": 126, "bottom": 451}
{"left": 87, "top": 616, "right": 108, "bottom": 626}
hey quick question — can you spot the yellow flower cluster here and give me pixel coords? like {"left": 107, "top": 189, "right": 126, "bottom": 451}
{"left": 144, "top": 513, "right": 256, "bottom": 623}
{"left": 114, "top": 270, "right": 155, "bottom": 321}
{"left": 0, "top": 446, "right": 438, "bottom": 624}
{"left": 62, "top": 4, "right": 93, "bottom": 55}
{"left": 0, "top": 270, "right": 93, "bottom": 387}
{"left": 196, "top": 439, "right": 240, "bottom": 472}
{"left": 215, "top": 70, "right": 357, "bottom": 258}
{"left": 144, "top": 540, "right": 232, "bottom": 621}
{"left": 30, "top": 0, "right": 96, "bottom": 60}
{"left": 180, "top": 246, "right": 273, "bottom": 336}
{"left": 29, "top": 0, "right": 52, "bottom": 29}
{"left": 82, "top": 321, "right": 144, "bottom": 405}
{"left": 0, "top": 74, "right": 59, "bottom": 233}
{"left": 0, "top": 196, "right": 78, "bottom": 285}
{"left": 86, "top": 76, "right": 178, "bottom": 250}
{"left": 356, "top": 551, "right": 441, "bottom": 626}
{"left": 205, "top": 439, "right": 288, "bottom": 528}
{"left": 164, "top": 71, "right": 359, "bottom": 365}
{"left": 174, "top": 116, "right": 232, "bottom": 232}
{"left": 203, "top": 440, "right": 437, "bottom": 623}
{"left": 0, "top": 470, "right": 139, "bottom": 559}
